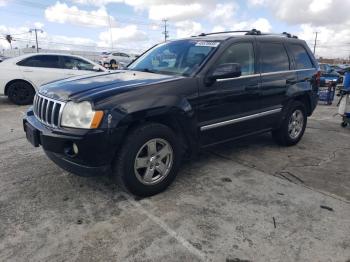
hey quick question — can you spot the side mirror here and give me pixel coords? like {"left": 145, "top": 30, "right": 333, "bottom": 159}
{"left": 210, "top": 63, "right": 242, "bottom": 80}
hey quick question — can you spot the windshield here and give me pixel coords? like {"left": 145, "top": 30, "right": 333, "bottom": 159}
{"left": 128, "top": 40, "right": 220, "bottom": 76}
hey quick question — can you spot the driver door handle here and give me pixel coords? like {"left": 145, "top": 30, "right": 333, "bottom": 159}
{"left": 245, "top": 84, "right": 259, "bottom": 91}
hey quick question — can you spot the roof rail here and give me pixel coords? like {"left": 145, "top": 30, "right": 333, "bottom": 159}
{"left": 197, "top": 29, "right": 261, "bottom": 37}
{"left": 259, "top": 32, "right": 298, "bottom": 39}
{"left": 195, "top": 29, "right": 298, "bottom": 39}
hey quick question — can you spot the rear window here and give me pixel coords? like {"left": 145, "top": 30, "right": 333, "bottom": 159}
{"left": 17, "top": 55, "right": 60, "bottom": 69}
{"left": 260, "top": 43, "right": 290, "bottom": 73}
{"left": 289, "top": 44, "right": 314, "bottom": 69}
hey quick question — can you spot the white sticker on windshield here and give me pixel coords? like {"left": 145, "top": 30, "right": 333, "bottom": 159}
{"left": 195, "top": 41, "right": 220, "bottom": 47}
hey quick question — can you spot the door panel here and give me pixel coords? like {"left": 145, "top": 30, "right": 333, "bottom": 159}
{"left": 198, "top": 75, "right": 262, "bottom": 145}
{"left": 197, "top": 41, "right": 262, "bottom": 146}
{"left": 257, "top": 41, "right": 293, "bottom": 129}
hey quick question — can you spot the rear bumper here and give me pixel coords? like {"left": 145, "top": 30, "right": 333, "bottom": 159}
{"left": 23, "top": 109, "right": 126, "bottom": 177}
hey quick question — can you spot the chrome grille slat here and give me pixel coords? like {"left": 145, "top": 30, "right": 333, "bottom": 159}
{"left": 51, "top": 102, "right": 57, "bottom": 126}
{"left": 45, "top": 100, "right": 49, "bottom": 124}
{"left": 33, "top": 93, "right": 66, "bottom": 128}
{"left": 40, "top": 98, "right": 45, "bottom": 121}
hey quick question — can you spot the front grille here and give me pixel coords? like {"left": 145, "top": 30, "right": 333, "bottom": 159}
{"left": 33, "top": 94, "right": 65, "bottom": 127}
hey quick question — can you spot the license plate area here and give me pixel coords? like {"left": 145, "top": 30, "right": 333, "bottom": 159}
{"left": 25, "top": 123, "right": 40, "bottom": 147}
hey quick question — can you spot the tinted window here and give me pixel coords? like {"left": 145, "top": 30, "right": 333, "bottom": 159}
{"left": 260, "top": 43, "right": 290, "bottom": 73}
{"left": 290, "top": 44, "right": 314, "bottom": 69}
{"left": 61, "top": 56, "right": 95, "bottom": 71}
{"left": 17, "top": 55, "right": 60, "bottom": 68}
{"left": 216, "top": 42, "right": 255, "bottom": 76}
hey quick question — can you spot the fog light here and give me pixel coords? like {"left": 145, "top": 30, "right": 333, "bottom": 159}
{"left": 73, "top": 143, "right": 79, "bottom": 155}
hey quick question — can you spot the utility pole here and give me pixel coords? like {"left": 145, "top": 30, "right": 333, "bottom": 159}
{"left": 29, "top": 28, "right": 43, "bottom": 53}
{"left": 162, "top": 19, "right": 169, "bottom": 42}
{"left": 313, "top": 31, "right": 318, "bottom": 56}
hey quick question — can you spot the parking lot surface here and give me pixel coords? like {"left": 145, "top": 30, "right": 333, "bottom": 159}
{"left": 1, "top": 96, "right": 350, "bottom": 262}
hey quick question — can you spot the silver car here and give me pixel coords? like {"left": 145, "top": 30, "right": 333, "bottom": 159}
{"left": 99, "top": 52, "right": 135, "bottom": 69}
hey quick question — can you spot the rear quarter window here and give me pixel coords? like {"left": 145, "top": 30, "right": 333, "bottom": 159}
{"left": 289, "top": 44, "right": 314, "bottom": 69}
{"left": 260, "top": 42, "right": 290, "bottom": 73}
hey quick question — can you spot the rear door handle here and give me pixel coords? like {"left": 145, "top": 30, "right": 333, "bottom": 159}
{"left": 286, "top": 78, "right": 297, "bottom": 85}
{"left": 245, "top": 84, "right": 259, "bottom": 91}
{"left": 23, "top": 70, "right": 33, "bottom": 73}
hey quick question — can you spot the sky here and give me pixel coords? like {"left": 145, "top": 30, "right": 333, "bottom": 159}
{"left": 0, "top": 0, "right": 349, "bottom": 58}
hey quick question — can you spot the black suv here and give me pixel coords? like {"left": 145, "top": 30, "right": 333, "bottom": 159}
{"left": 24, "top": 30, "right": 319, "bottom": 196}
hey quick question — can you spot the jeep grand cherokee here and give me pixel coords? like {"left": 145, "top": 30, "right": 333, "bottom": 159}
{"left": 24, "top": 29, "right": 319, "bottom": 196}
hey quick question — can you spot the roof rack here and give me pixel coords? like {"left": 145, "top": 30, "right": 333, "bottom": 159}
{"left": 197, "top": 29, "right": 261, "bottom": 37}
{"left": 195, "top": 29, "right": 298, "bottom": 39}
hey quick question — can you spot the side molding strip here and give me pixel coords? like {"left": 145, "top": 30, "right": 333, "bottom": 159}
{"left": 200, "top": 108, "right": 282, "bottom": 131}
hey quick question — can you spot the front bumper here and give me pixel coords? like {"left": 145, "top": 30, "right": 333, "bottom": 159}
{"left": 23, "top": 109, "right": 126, "bottom": 177}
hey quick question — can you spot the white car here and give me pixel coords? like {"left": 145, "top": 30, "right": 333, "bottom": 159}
{"left": 0, "top": 53, "right": 107, "bottom": 105}
{"left": 99, "top": 51, "right": 135, "bottom": 69}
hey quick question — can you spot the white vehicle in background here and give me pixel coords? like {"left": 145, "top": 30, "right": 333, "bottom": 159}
{"left": 0, "top": 53, "right": 107, "bottom": 105}
{"left": 99, "top": 51, "right": 135, "bottom": 69}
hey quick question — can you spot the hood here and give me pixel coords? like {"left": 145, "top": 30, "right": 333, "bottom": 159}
{"left": 39, "top": 70, "right": 183, "bottom": 102}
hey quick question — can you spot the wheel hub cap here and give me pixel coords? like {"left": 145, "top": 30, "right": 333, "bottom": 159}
{"left": 288, "top": 109, "right": 304, "bottom": 139}
{"left": 134, "top": 138, "right": 174, "bottom": 185}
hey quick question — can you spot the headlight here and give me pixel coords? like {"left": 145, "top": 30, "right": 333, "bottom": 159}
{"left": 61, "top": 101, "right": 104, "bottom": 129}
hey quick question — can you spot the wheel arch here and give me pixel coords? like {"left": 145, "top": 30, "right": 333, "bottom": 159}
{"left": 293, "top": 93, "right": 312, "bottom": 116}
{"left": 116, "top": 108, "right": 199, "bottom": 158}
{"left": 4, "top": 79, "right": 35, "bottom": 96}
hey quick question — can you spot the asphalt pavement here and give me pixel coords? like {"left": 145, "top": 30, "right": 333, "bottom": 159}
{"left": 0, "top": 96, "right": 349, "bottom": 262}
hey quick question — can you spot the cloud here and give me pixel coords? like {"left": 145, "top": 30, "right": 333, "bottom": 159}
{"left": 98, "top": 24, "right": 148, "bottom": 49}
{"left": 45, "top": 1, "right": 115, "bottom": 28}
{"left": 175, "top": 21, "right": 203, "bottom": 38}
{"left": 71, "top": 0, "right": 123, "bottom": 5}
{"left": 34, "top": 22, "right": 45, "bottom": 29}
{"left": 298, "top": 24, "right": 350, "bottom": 59}
{"left": 211, "top": 3, "right": 238, "bottom": 22}
{"left": 247, "top": 0, "right": 350, "bottom": 58}
{"left": 148, "top": 3, "right": 203, "bottom": 21}
{"left": 0, "top": 0, "right": 8, "bottom": 7}
{"left": 211, "top": 18, "right": 272, "bottom": 34}
{"left": 70, "top": 0, "right": 219, "bottom": 21}
{"left": 249, "top": 0, "right": 350, "bottom": 26}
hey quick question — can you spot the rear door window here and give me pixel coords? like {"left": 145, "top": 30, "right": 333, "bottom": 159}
{"left": 17, "top": 55, "right": 60, "bottom": 69}
{"left": 260, "top": 43, "right": 290, "bottom": 73}
{"left": 289, "top": 44, "right": 314, "bottom": 69}
{"left": 61, "top": 56, "right": 95, "bottom": 71}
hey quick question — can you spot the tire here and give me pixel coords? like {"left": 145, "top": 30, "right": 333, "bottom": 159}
{"left": 7, "top": 81, "right": 35, "bottom": 105}
{"left": 341, "top": 122, "right": 348, "bottom": 128}
{"left": 272, "top": 101, "right": 307, "bottom": 146}
{"left": 112, "top": 123, "right": 182, "bottom": 197}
